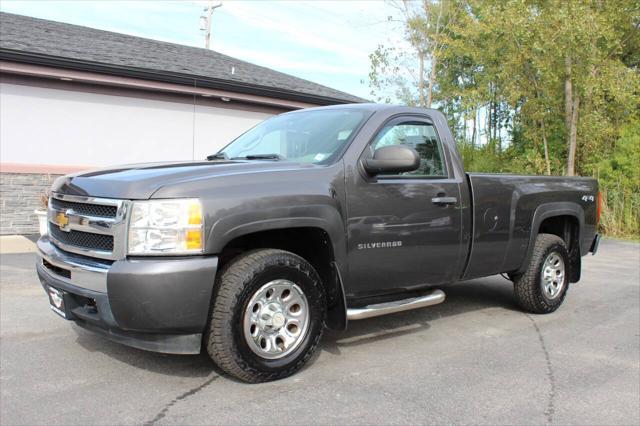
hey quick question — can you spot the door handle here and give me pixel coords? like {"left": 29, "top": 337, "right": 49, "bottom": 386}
{"left": 431, "top": 196, "right": 457, "bottom": 205}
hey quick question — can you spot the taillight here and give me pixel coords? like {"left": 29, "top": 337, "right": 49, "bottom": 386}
{"left": 596, "top": 191, "right": 602, "bottom": 225}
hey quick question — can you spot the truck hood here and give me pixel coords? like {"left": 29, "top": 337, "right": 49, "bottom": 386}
{"left": 52, "top": 160, "right": 319, "bottom": 199}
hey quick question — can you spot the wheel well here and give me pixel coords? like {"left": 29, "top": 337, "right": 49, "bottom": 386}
{"left": 538, "top": 215, "right": 581, "bottom": 282}
{"left": 218, "top": 227, "right": 344, "bottom": 323}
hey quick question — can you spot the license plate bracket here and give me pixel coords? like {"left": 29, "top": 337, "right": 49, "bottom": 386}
{"left": 47, "top": 286, "right": 68, "bottom": 318}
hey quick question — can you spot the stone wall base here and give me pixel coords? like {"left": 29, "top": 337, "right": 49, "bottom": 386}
{"left": 0, "top": 172, "right": 61, "bottom": 235}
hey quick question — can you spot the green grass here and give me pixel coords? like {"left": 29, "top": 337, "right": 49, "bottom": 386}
{"left": 599, "top": 190, "right": 640, "bottom": 240}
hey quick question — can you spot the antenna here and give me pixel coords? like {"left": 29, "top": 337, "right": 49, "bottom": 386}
{"left": 200, "top": 1, "right": 223, "bottom": 49}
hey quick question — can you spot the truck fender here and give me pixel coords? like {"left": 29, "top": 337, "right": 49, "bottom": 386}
{"left": 516, "top": 202, "right": 585, "bottom": 275}
{"left": 205, "top": 207, "right": 350, "bottom": 329}
{"left": 206, "top": 205, "right": 347, "bottom": 265}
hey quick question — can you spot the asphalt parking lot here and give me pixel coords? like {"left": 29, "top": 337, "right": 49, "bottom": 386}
{"left": 1, "top": 238, "right": 638, "bottom": 425}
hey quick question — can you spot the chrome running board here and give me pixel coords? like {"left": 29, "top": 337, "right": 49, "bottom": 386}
{"left": 346, "top": 289, "right": 446, "bottom": 320}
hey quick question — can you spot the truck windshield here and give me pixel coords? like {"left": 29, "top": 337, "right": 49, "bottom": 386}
{"left": 216, "top": 109, "right": 369, "bottom": 164}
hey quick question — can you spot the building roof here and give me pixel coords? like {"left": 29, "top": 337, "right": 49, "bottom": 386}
{"left": 0, "top": 12, "right": 366, "bottom": 105}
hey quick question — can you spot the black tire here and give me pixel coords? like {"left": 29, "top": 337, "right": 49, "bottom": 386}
{"left": 205, "top": 249, "right": 326, "bottom": 383}
{"left": 513, "top": 233, "right": 570, "bottom": 314}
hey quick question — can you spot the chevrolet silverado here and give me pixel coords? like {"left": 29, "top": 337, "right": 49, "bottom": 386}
{"left": 36, "top": 104, "right": 601, "bottom": 382}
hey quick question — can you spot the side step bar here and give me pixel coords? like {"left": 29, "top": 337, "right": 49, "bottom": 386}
{"left": 346, "top": 289, "right": 446, "bottom": 320}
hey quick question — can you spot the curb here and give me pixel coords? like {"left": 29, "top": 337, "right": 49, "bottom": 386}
{"left": 0, "top": 235, "right": 37, "bottom": 254}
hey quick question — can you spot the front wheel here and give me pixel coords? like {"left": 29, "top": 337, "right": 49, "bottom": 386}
{"left": 513, "top": 233, "right": 570, "bottom": 314}
{"left": 205, "top": 249, "right": 326, "bottom": 383}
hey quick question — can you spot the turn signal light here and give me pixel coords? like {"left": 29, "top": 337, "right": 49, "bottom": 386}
{"left": 186, "top": 229, "right": 203, "bottom": 250}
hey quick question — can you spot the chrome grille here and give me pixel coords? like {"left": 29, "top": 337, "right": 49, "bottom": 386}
{"left": 50, "top": 198, "right": 117, "bottom": 218}
{"left": 48, "top": 193, "right": 129, "bottom": 260}
{"left": 49, "top": 226, "right": 114, "bottom": 252}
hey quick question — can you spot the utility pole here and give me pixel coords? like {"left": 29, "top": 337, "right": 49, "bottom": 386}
{"left": 200, "top": 1, "right": 222, "bottom": 49}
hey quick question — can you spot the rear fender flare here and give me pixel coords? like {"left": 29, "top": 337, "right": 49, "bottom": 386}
{"left": 516, "top": 202, "right": 584, "bottom": 275}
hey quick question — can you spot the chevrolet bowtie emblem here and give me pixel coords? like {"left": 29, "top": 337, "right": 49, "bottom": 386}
{"left": 56, "top": 211, "right": 70, "bottom": 229}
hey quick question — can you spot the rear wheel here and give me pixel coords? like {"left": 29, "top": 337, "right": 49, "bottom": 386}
{"left": 205, "top": 249, "right": 326, "bottom": 383}
{"left": 513, "top": 233, "right": 570, "bottom": 314}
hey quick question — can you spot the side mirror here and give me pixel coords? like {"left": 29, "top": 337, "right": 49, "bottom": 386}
{"left": 362, "top": 145, "right": 420, "bottom": 175}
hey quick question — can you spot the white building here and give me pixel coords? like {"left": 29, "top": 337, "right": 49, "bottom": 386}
{"left": 0, "top": 12, "right": 363, "bottom": 235}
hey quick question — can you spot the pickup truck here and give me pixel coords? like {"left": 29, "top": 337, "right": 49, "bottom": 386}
{"left": 36, "top": 104, "right": 601, "bottom": 382}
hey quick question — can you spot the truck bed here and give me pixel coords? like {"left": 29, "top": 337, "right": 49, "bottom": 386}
{"left": 462, "top": 173, "right": 599, "bottom": 280}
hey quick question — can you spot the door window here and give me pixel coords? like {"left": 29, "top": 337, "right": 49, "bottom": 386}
{"left": 371, "top": 121, "right": 447, "bottom": 177}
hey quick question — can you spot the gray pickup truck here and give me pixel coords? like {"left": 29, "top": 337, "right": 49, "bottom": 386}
{"left": 36, "top": 104, "right": 600, "bottom": 382}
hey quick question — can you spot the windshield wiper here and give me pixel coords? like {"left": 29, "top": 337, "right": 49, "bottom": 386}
{"left": 233, "top": 154, "right": 283, "bottom": 161}
{"left": 206, "top": 152, "right": 228, "bottom": 160}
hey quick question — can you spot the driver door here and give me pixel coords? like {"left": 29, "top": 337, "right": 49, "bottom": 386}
{"left": 346, "top": 116, "right": 464, "bottom": 299}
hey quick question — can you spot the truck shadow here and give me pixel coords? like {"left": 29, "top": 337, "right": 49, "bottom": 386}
{"left": 72, "top": 327, "right": 214, "bottom": 378}
{"left": 320, "top": 276, "right": 518, "bottom": 355}
{"left": 71, "top": 276, "right": 517, "bottom": 379}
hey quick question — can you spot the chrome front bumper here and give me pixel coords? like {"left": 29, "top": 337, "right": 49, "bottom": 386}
{"left": 36, "top": 236, "right": 110, "bottom": 293}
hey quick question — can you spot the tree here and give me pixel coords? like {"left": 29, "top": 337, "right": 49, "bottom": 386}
{"left": 369, "top": 0, "right": 457, "bottom": 108}
{"left": 368, "top": 0, "right": 640, "bottom": 237}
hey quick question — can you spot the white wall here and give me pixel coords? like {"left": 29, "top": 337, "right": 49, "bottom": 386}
{"left": 0, "top": 82, "right": 272, "bottom": 167}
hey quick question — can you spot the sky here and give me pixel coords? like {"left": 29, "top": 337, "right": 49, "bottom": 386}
{"left": 0, "top": 0, "right": 408, "bottom": 99}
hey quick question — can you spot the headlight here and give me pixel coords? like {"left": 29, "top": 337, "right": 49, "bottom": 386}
{"left": 127, "top": 199, "right": 204, "bottom": 255}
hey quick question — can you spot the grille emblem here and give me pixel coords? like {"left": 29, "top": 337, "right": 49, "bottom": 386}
{"left": 55, "top": 211, "right": 70, "bottom": 231}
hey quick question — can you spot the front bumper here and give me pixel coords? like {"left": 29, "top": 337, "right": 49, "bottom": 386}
{"left": 36, "top": 236, "right": 218, "bottom": 354}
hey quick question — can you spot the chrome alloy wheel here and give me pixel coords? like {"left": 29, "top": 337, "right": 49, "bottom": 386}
{"left": 541, "top": 252, "right": 565, "bottom": 299}
{"left": 243, "top": 280, "right": 310, "bottom": 359}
